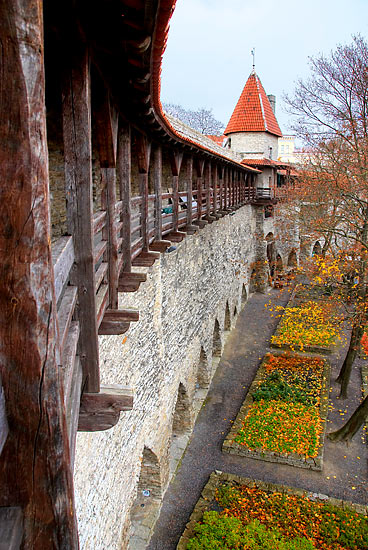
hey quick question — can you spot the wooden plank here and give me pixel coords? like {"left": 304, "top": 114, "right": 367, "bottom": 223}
{"left": 118, "top": 123, "right": 132, "bottom": 273}
{"left": 0, "top": 379, "right": 8, "bottom": 457}
{"left": 96, "top": 284, "right": 109, "bottom": 327}
{"left": 194, "top": 159, "right": 205, "bottom": 223}
{"left": 95, "top": 262, "right": 108, "bottom": 292}
{"left": 0, "top": 507, "right": 23, "bottom": 550}
{"left": 93, "top": 211, "right": 107, "bottom": 235}
{"left": 153, "top": 145, "right": 162, "bottom": 240}
{"left": 169, "top": 151, "right": 183, "bottom": 233}
{"left": 61, "top": 322, "right": 80, "bottom": 410}
{"left": 67, "top": 357, "right": 83, "bottom": 473}
{"left": 78, "top": 385, "right": 134, "bottom": 432}
{"left": 62, "top": 34, "right": 99, "bottom": 393}
{"left": 58, "top": 286, "right": 78, "bottom": 354}
{"left": 0, "top": 2, "right": 78, "bottom": 545}
{"left": 139, "top": 173, "right": 149, "bottom": 251}
{"left": 94, "top": 240, "right": 108, "bottom": 265}
{"left": 52, "top": 237, "right": 75, "bottom": 303}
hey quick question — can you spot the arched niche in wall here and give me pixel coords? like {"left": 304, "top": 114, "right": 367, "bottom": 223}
{"left": 212, "top": 319, "right": 222, "bottom": 358}
{"left": 196, "top": 347, "right": 210, "bottom": 389}
{"left": 233, "top": 305, "right": 238, "bottom": 317}
{"left": 276, "top": 253, "right": 283, "bottom": 273}
{"left": 136, "top": 447, "right": 162, "bottom": 500}
{"left": 249, "top": 268, "right": 257, "bottom": 293}
{"left": 312, "top": 241, "right": 322, "bottom": 256}
{"left": 224, "top": 301, "right": 231, "bottom": 331}
{"left": 128, "top": 447, "right": 163, "bottom": 549}
{"left": 265, "top": 232, "right": 276, "bottom": 277}
{"left": 287, "top": 249, "right": 298, "bottom": 268}
{"left": 241, "top": 284, "right": 247, "bottom": 305}
{"left": 172, "top": 382, "right": 192, "bottom": 435}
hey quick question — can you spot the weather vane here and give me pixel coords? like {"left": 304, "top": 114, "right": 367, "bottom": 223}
{"left": 251, "top": 47, "right": 255, "bottom": 70}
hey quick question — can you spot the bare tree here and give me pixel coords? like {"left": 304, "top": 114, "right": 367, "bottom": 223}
{"left": 162, "top": 102, "right": 224, "bottom": 135}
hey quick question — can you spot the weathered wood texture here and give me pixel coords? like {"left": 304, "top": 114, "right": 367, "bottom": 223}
{"left": 78, "top": 385, "right": 134, "bottom": 431}
{"left": 0, "top": 2, "right": 78, "bottom": 547}
{"left": 153, "top": 145, "right": 163, "bottom": 240}
{"left": 62, "top": 37, "right": 99, "bottom": 393}
{"left": 96, "top": 95, "right": 119, "bottom": 309}
{"left": 0, "top": 378, "right": 8, "bottom": 457}
{"left": 0, "top": 507, "right": 23, "bottom": 550}
{"left": 118, "top": 123, "right": 132, "bottom": 272}
{"left": 52, "top": 237, "right": 75, "bottom": 302}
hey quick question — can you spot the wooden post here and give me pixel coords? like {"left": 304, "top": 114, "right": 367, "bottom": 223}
{"left": 213, "top": 164, "right": 218, "bottom": 216}
{"left": 218, "top": 166, "right": 225, "bottom": 214}
{"left": 169, "top": 150, "right": 183, "bottom": 232}
{"left": 62, "top": 34, "right": 99, "bottom": 393}
{"left": 0, "top": 1, "right": 78, "bottom": 546}
{"left": 95, "top": 94, "right": 119, "bottom": 309}
{"left": 194, "top": 159, "right": 207, "bottom": 228}
{"left": 118, "top": 123, "right": 132, "bottom": 272}
{"left": 153, "top": 145, "right": 162, "bottom": 241}
{"left": 136, "top": 134, "right": 151, "bottom": 251}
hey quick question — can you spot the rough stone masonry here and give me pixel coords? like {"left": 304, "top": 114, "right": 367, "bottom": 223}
{"left": 73, "top": 203, "right": 297, "bottom": 549}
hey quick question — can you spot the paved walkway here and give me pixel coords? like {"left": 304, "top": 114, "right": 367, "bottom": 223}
{"left": 148, "top": 289, "right": 368, "bottom": 550}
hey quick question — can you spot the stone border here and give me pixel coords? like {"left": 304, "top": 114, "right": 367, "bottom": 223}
{"left": 270, "top": 284, "right": 339, "bottom": 355}
{"left": 222, "top": 352, "right": 331, "bottom": 470}
{"left": 177, "top": 471, "right": 368, "bottom": 549}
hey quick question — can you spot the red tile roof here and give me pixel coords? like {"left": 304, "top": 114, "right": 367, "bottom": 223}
{"left": 241, "top": 158, "right": 277, "bottom": 167}
{"left": 206, "top": 135, "right": 226, "bottom": 146}
{"left": 225, "top": 72, "right": 282, "bottom": 137}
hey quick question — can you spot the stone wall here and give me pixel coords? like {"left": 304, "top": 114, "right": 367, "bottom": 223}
{"left": 229, "top": 131, "right": 279, "bottom": 161}
{"left": 73, "top": 205, "right": 262, "bottom": 549}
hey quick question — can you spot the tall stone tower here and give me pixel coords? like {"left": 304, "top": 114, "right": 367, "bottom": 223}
{"left": 224, "top": 71, "right": 282, "bottom": 161}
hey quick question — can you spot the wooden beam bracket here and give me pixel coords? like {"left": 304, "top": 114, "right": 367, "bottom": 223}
{"left": 149, "top": 240, "right": 171, "bottom": 253}
{"left": 78, "top": 385, "right": 134, "bottom": 432}
{"left": 98, "top": 309, "right": 139, "bottom": 335}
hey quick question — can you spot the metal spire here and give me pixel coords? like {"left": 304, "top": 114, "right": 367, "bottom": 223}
{"left": 251, "top": 48, "right": 256, "bottom": 73}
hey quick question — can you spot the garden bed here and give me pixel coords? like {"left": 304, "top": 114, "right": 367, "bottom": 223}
{"left": 270, "top": 285, "right": 342, "bottom": 355}
{"left": 223, "top": 353, "right": 330, "bottom": 470}
{"left": 177, "top": 472, "right": 368, "bottom": 550}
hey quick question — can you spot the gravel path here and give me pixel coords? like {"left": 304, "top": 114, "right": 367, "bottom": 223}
{"left": 148, "top": 288, "right": 368, "bottom": 550}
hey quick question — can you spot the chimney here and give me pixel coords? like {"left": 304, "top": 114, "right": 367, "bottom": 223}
{"left": 268, "top": 94, "right": 276, "bottom": 114}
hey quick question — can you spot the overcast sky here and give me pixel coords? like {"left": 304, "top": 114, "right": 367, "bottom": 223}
{"left": 161, "top": 0, "right": 368, "bottom": 134}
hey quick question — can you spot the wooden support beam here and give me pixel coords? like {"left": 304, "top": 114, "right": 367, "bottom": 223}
{"left": 194, "top": 159, "right": 206, "bottom": 227}
{"left": 169, "top": 150, "right": 183, "bottom": 232}
{"left": 150, "top": 240, "right": 171, "bottom": 253}
{"left": 78, "top": 385, "right": 134, "bottom": 432}
{"left": 185, "top": 156, "right": 196, "bottom": 231}
{"left": 136, "top": 134, "right": 151, "bottom": 251}
{"left": 118, "top": 272, "right": 146, "bottom": 292}
{"left": 0, "top": 2, "right": 78, "bottom": 545}
{"left": 153, "top": 145, "right": 162, "bottom": 241}
{"left": 0, "top": 507, "right": 23, "bottom": 550}
{"left": 95, "top": 92, "right": 119, "bottom": 308}
{"left": 132, "top": 251, "right": 160, "bottom": 267}
{"left": 118, "top": 123, "right": 132, "bottom": 273}
{"left": 62, "top": 34, "right": 99, "bottom": 393}
{"left": 167, "top": 231, "right": 186, "bottom": 242}
{"left": 99, "top": 309, "right": 139, "bottom": 335}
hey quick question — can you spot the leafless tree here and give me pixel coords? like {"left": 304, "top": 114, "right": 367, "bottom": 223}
{"left": 162, "top": 102, "right": 224, "bottom": 135}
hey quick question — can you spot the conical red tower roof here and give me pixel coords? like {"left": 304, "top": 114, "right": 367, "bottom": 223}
{"left": 224, "top": 72, "right": 282, "bottom": 137}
